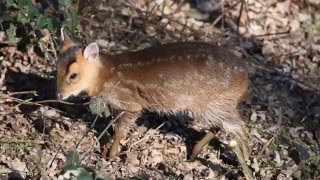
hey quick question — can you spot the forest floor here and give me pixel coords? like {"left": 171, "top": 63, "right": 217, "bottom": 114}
{"left": 1, "top": 0, "right": 320, "bottom": 179}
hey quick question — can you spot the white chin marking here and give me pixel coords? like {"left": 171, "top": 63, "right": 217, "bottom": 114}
{"left": 64, "top": 89, "right": 85, "bottom": 100}
{"left": 62, "top": 94, "right": 70, "bottom": 100}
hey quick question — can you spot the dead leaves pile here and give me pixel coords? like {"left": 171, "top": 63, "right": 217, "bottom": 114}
{"left": 1, "top": 0, "right": 320, "bottom": 179}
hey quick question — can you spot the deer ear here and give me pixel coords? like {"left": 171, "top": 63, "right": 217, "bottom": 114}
{"left": 60, "top": 28, "right": 74, "bottom": 50}
{"left": 84, "top": 43, "right": 99, "bottom": 62}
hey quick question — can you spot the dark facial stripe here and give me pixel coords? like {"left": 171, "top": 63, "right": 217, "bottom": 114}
{"left": 58, "top": 44, "right": 85, "bottom": 64}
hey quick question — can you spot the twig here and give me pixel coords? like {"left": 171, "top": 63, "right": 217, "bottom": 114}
{"left": 1, "top": 91, "right": 80, "bottom": 106}
{"left": 49, "top": 136, "right": 67, "bottom": 168}
{"left": 309, "top": 154, "right": 320, "bottom": 161}
{"left": 206, "top": 14, "right": 223, "bottom": 38}
{"left": 79, "top": 17, "right": 135, "bottom": 34}
{"left": 0, "top": 20, "right": 3, "bottom": 31}
{"left": 0, "top": 139, "right": 47, "bottom": 144}
{"left": 7, "top": 91, "right": 38, "bottom": 96}
{"left": 230, "top": 140, "right": 254, "bottom": 180}
{"left": 36, "top": 145, "right": 50, "bottom": 180}
{"left": 256, "top": 136, "right": 275, "bottom": 161}
{"left": 179, "top": 22, "right": 188, "bottom": 37}
{"left": 48, "top": 32, "right": 58, "bottom": 62}
{"left": 1, "top": 92, "right": 80, "bottom": 111}
{"left": 241, "top": 46, "right": 320, "bottom": 93}
{"left": 171, "top": 0, "right": 185, "bottom": 14}
{"left": 75, "top": 0, "right": 80, "bottom": 13}
{"left": 44, "top": 0, "right": 59, "bottom": 14}
{"left": 254, "top": 30, "right": 290, "bottom": 39}
{"left": 236, "top": 0, "right": 245, "bottom": 34}
{"left": 148, "top": 0, "right": 158, "bottom": 14}
{"left": 221, "top": 0, "right": 225, "bottom": 30}
{"left": 12, "top": 98, "right": 75, "bottom": 105}
{"left": 130, "top": 122, "right": 166, "bottom": 148}
{"left": 126, "top": 1, "right": 224, "bottom": 38}
{"left": 89, "top": 15, "right": 94, "bottom": 36}
{"left": 118, "top": 122, "right": 166, "bottom": 157}
{"left": 80, "top": 112, "right": 124, "bottom": 161}
{"left": 128, "top": 15, "right": 133, "bottom": 31}
{"left": 111, "top": 25, "right": 135, "bottom": 33}
{"left": 75, "top": 113, "right": 100, "bottom": 148}
{"left": 6, "top": 96, "right": 76, "bottom": 106}
{"left": 10, "top": 98, "right": 33, "bottom": 111}
{"left": 30, "top": 99, "right": 75, "bottom": 105}
{"left": 2, "top": 93, "right": 89, "bottom": 118}
{"left": 97, "top": 112, "right": 124, "bottom": 141}
{"left": 218, "top": 167, "right": 240, "bottom": 179}
{"left": 48, "top": 113, "right": 80, "bottom": 168}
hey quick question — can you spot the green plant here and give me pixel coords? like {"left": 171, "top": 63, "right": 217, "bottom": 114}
{"left": 304, "top": 20, "right": 320, "bottom": 41}
{"left": 269, "top": 128, "right": 291, "bottom": 150}
{"left": 0, "top": 141, "right": 34, "bottom": 158}
{"left": 310, "top": 155, "right": 320, "bottom": 172}
{"left": 0, "top": 0, "right": 81, "bottom": 50}
{"left": 59, "top": 150, "right": 110, "bottom": 180}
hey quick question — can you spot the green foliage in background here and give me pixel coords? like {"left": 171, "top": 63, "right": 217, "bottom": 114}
{"left": 0, "top": 0, "right": 80, "bottom": 45}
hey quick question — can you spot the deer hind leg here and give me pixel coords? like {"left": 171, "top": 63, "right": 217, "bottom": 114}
{"left": 221, "top": 111, "right": 250, "bottom": 160}
{"left": 190, "top": 127, "right": 219, "bottom": 160}
{"left": 189, "top": 99, "right": 250, "bottom": 160}
{"left": 224, "top": 112, "right": 253, "bottom": 179}
{"left": 108, "top": 112, "right": 140, "bottom": 159}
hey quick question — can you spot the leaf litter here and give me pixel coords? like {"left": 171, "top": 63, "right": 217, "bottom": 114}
{"left": 0, "top": 0, "right": 320, "bottom": 179}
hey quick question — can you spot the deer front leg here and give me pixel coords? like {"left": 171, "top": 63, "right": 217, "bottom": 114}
{"left": 108, "top": 111, "right": 140, "bottom": 159}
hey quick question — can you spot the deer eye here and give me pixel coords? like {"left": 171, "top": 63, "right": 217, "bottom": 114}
{"left": 69, "top": 73, "right": 78, "bottom": 82}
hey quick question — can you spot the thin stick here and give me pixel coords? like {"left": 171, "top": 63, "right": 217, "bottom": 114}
{"left": 80, "top": 112, "right": 124, "bottom": 161}
{"left": 2, "top": 91, "right": 76, "bottom": 105}
{"left": 0, "top": 20, "right": 3, "bottom": 31}
{"left": 49, "top": 136, "right": 67, "bottom": 168}
{"left": 213, "top": 14, "right": 223, "bottom": 28}
{"left": 7, "top": 91, "right": 38, "bottom": 96}
{"left": 241, "top": 46, "right": 320, "bottom": 93}
{"left": 48, "top": 32, "right": 58, "bottom": 62}
{"left": 256, "top": 136, "right": 275, "bottom": 163}
{"left": 97, "top": 112, "right": 124, "bottom": 141}
{"left": 230, "top": 140, "right": 254, "bottom": 180}
{"left": 0, "top": 139, "right": 47, "bottom": 144}
{"left": 75, "top": 113, "right": 100, "bottom": 148}
{"left": 131, "top": 122, "right": 166, "bottom": 147}
{"left": 126, "top": 1, "right": 224, "bottom": 38}
{"left": 7, "top": 97, "right": 76, "bottom": 106}
{"left": 49, "top": 116, "right": 79, "bottom": 168}
{"left": 10, "top": 98, "right": 33, "bottom": 111}
{"left": 236, "top": 0, "right": 245, "bottom": 34}
{"left": 254, "top": 30, "right": 290, "bottom": 38}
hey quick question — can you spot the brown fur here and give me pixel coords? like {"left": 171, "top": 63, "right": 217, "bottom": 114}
{"left": 56, "top": 40, "right": 250, "bottom": 159}
{"left": 61, "top": 35, "right": 75, "bottom": 51}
